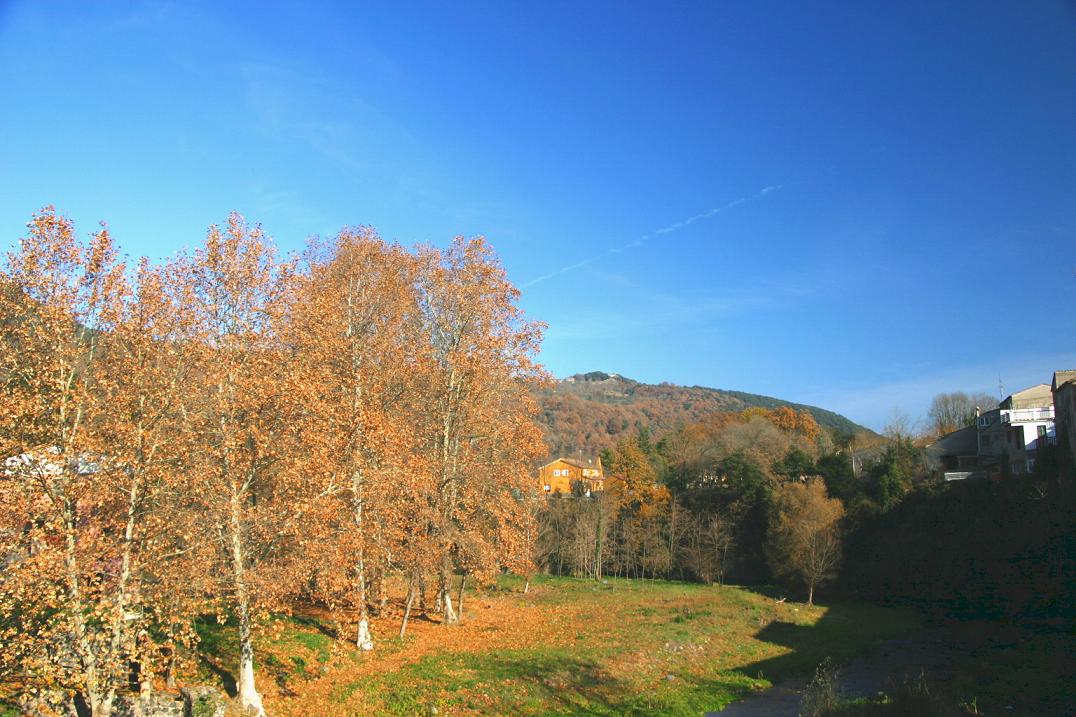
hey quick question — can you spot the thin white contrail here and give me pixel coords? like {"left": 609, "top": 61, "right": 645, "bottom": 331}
{"left": 521, "top": 184, "right": 783, "bottom": 288}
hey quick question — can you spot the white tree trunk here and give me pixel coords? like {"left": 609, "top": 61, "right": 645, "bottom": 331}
{"left": 399, "top": 575, "right": 416, "bottom": 639}
{"left": 237, "top": 643, "right": 265, "bottom": 717}
{"left": 441, "top": 587, "right": 458, "bottom": 625}
{"left": 231, "top": 496, "right": 265, "bottom": 717}
{"left": 352, "top": 470, "right": 375, "bottom": 651}
{"left": 356, "top": 617, "right": 374, "bottom": 652}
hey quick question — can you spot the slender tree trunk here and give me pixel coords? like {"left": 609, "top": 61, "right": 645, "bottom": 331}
{"left": 165, "top": 639, "right": 177, "bottom": 689}
{"left": 418, "top": 573, "right": 428, "bottom": 615}
{"left": 63, "top": 496, "right": 115, "bottom": 717}
{"left": 354, "top": 573, "right": 374, "bottom": 652}
{"left": 352, "top": 470, "right": 374, "bottom": 651}
{"left": 107, "top": 469, "right": 141, "bottom": 694}
{"left": 807, "top": 582, "right": 814, "bottom": 607}
{"left": 523, "top": 576, "right": 530, "bottom": 595}
{"left": 236, "top": 601, "right": 263, "bottom": 717}
{"left": 230, "top": 495, "right": 265, "bottom": 717}
{"left": 347, "top": 291, "right": 375, "bottom": 651}
{"left": 440, "top": 566, "right": 459, "bottom": 625}
{"left": 399, "top": 573, "right": 416, "bottom": 639}
{"left": 594, "top": 509, "right": 604, "bottom": 581}
{"left": 456, "top": 573, "right": 466, "bottom": 621}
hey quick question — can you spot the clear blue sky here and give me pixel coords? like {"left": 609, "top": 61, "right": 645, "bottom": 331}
{"left": 2, "top": 1, "right": 1074, "bottom": 430}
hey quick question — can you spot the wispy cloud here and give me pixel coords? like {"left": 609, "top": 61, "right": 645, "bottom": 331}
{"left": 101, "top": 1, "right": 181, "bottom": 34}
{"left": 652, "top": 185, "right": 781, "bottom": 236}
{"left": 241, "top": 60, "right": 408, "bottom": 173}
{"left": 545, "top": 279, "right": 814, "bottom": 342}
{"left": 237, "top": 59, "right": 517, "bottom": 240}
{"left": 522, "top": 184, "right": 783, "bottom": 288}
{"left": 520, "top": 258, "right": 598, "bottom": 287}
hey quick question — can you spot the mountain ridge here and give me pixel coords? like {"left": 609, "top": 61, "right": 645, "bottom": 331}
{"left": 536, "top": 370, "right": 871, "bottom": 458}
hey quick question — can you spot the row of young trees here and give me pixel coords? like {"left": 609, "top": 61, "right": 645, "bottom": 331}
{"left": 0, "top": 208, "right": 545, "bottom": 716}
{"left": 536, "top": 410, "right": 847, "bottom": 605}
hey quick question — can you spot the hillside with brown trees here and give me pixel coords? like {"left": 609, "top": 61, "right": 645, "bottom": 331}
{"left": 535, "top": 371, "right": 870, "bottom": 459}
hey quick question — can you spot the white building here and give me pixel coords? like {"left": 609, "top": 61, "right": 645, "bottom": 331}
{"left": 978, "top": 384, "right": 1056, "bottom": 475}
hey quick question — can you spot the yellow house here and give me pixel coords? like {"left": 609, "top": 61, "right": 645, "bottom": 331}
{"left": 537, "top": 456, "right": 604, "bottom": 495}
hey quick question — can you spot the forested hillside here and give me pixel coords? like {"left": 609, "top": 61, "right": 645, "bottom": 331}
{"left": 536, "top": 371, "right": 870, "bottom": 458}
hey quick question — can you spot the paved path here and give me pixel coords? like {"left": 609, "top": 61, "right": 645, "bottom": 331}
{"left": 706, "top": 629, "right": 954, "bottom": 717}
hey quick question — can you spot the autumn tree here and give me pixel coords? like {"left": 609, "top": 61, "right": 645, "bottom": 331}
{"left": 0, "top": 209, "right": 132, "bottom": 715}
{"left": 87, "top": 255, "right": 208, "bottom": 699}
{"left": 287, "top": 228, "right": 423, "bottom": 650}
{"left": 176, "top": 213, "right": 316, "bottom": 716}
{"left": 411, "top": 237, "right": 545, "bottom": 625}
{"left": 605, "top": 434, "right": 666, "bottom": 509}
{"left": 0, "top": 209, "right": 197, "bottom": 715}
{"left": 602, "top": 434, "right": 671, "bottom": 579}
{"left": 2, "top": 207, "right": 551, "bottom": 711}
{"left": 766, "top": 479, "right": 844, "bottom": 606}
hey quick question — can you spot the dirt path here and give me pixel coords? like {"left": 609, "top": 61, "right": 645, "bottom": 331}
{"left": 707, "top": 629, "right": 954, "bottom": 716}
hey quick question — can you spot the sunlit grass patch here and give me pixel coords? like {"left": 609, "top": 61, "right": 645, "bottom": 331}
{"left": 183, "top": 576, "right": 923, "bottom": 716}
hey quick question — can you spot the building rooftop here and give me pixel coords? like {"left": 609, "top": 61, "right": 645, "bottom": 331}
{"left": 1001, "top": 383, "right": 1053, "bottom": 410}
{"left": 539, "top": 456, "right": 602, "bottom": 471}
{"left": 1052, "top": 370, "right": 1076, "bottom": 391}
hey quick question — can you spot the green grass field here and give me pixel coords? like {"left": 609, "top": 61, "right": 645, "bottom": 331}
{"left": 13, "top": 575, "right": 1072, "bottom": 715}
{"left": 189, "top": 575, "right": 923, "bottom": 715}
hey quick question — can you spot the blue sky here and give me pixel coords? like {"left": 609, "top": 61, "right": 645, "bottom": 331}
{"left": 1, "top": 1, "right": 1074, "bottom": 430}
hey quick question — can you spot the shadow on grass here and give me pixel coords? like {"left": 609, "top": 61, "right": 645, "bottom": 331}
{"left": 288, "top": 613, "right": 339, "bottom": 640}
{"left": 364, "top": 648, "right": 760, "bottom": 716}
{"left": 193, "top": 616, "right": 238, "bottom": 697}
{"left": 730, "top": 598, "right": 921, "bottom": 685}
{"left": 198, "top": 654, "right": 237, "bottom": 698}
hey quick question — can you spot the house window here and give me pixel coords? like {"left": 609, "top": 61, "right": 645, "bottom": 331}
{"left": 543, "top": 484, "right": 551, "bottom": 492}
{"left": 553, "top": 469, "right": 561, "bottom": 476}
{"left": 1037, "top": 425, "right": 1047, "bottom": 439}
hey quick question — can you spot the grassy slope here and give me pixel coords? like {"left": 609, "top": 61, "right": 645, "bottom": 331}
{"left": 195, "top": 576, "right": 920, "bottom": 716}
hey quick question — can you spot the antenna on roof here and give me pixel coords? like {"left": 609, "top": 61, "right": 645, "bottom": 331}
{"left": 998, "top": 375, "right": 1004, "bottom": 401}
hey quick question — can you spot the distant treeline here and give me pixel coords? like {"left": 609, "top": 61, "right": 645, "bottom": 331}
{"left": 537, "top": 410, "right": 1074, "bottom": 620}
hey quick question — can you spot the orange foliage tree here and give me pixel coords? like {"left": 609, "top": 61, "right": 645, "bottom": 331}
{"left": 0, "top": 210, "right": 198, "bottom": 715}
{"left": 287, "top": 227, "right": 424, "bottom": 650}
{"left": 765, "top": 479, "right": 844, "bottom": 605}
{"left": 175, "top": 214, "right": 321, "bottom": 716}
{"left": 412, "top": 238, "right": 546, "bottom": 627}
{"left": 1, "top": 208, "right": 549, "bottom": 713}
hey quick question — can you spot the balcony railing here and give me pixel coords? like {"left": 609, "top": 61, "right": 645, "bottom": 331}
{"left": 1001, "top": 407, "right": 1054, "bottom": 424}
